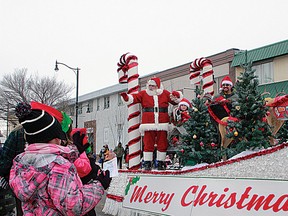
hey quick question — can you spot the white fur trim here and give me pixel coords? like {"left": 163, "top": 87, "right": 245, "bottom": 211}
{"left": 222, "top": 80, "right": 233, "bottom": 86}
{"left": 157, "top": 151, "right": 167, "bottom": 161}
{"left": 153, "top": 95, "right": 159, "bottom": 124}
{"left": 143, "top": 152, "right": 153, "bottom": 161}
{"left": 139, "top": 123, "right": 169, "bottom": 134}
{"left": 145, "top": 86, "right": 164, "bottom": 96}
{"left": 178, "top": 101, "right": 190, "bottom": 108}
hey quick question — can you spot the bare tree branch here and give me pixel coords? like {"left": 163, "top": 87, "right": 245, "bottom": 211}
{"left": 0, "top": 68, "right": 74, "bottom": 126}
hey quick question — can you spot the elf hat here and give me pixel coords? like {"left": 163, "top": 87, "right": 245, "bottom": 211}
{"left": 147, "top": 77, "right": 161, "bottom": 88}
{"left": 15, "top": 102, "right": 66, "bottom": 144}
{"left": 221, "top": 76, "right": 233, "bottom": 87}
{"left": 178, "top": 98, "right": 192, "bottom": 108}
{"left": 30, "top": 101, "right": 72, "bottom": 133}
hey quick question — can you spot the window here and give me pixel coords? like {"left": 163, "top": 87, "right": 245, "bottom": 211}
{"left": 104, "top": 96, "right": 110, "bottom": 109}
{"left": 87, "top": 100, "right": 93, "bottom": 113}
{"left": 253, "top": 62, "right": 274, "bottom": 85}
{"left": 117, "top": 124, "right": 123, "bottom": 141}
{"left": 78, "top": 104, "right": 83, "bottom": 114}
{"left": 215, "top": 75, "right": 225, "bottom": 94}
{"left": 104, "top": 127, "right": 109, "bottom": 143}
{"left": 118, "top": 94, "right": 123, "bottom": 106}
{"left": 96, "top": 98, "right": 100, "bottom": 111}
{"left": 70, "top": 107, "right": 75, "bottom": 116}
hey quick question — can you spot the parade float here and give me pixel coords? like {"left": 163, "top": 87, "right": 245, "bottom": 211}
{"left": 102, "top": 54, "right": 288, "bottom": 216}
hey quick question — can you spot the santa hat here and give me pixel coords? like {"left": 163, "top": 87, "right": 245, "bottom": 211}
{"left": 221, "top": 76, "right": 233, "bottom": 87}
{"left": 178, "top": 98, "right": 192, "bottom": 108}
{"left": 15, "top": 102, "right": 66, "bottom": 144}
{"left": 147, "top": 77, "right": 161, "bottom": 88}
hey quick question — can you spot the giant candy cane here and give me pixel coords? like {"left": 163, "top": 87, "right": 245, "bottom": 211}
{"left": 189, "top": 57, "right": 214, "bottom": 95}
{"left": 117, "top": 53, "right": 141, "bottom": 170}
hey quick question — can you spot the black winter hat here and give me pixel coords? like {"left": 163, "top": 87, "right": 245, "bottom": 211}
{"left": 15, "top": 102, "right": 66, "bottom": 144}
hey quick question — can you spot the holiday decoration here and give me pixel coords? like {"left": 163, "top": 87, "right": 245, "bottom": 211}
{"left": 189, "top": 57, "right": 214, "bottom": 96}
{"left": 103, "top": 143, "right": 288, "bottom": 216}
{"left": 117, "top": 53, "right": 141, "bottom": 170}
{"left": 277, "top": 121, "right": 288, "bottom": 144}
{"left": 266, "top": 94, "right": 288, "bottom": 120}
{"left": 120, "top": 73, "right": 182, "bottom": 171}
{"left": 211, "top": 142, "right": 216, "bottom": 147}
{"left": 226, "top": 61, "right": 272, "bottom": 157}
{"left": 179, "top": 87, "right": 220, "bottom": 165}
{"left": 103, "top": 53, "right": 288, "bottom": 216}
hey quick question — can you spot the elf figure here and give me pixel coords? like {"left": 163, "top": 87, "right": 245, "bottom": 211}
{"left": 172, "top": 98, "right": 192, "bottom": 126}
{"left": 120, "top": 77, "right": 182, "bottom": 170}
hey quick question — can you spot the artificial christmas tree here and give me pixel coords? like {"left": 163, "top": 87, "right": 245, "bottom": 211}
{"left": 226, "top": 61, "right": 272, "bottom": 157}
{"left": 178, "top": 87, "right": 220, "bottom": 165}
{"left": 276, "top": 119, "right": 288, "bottom": 143}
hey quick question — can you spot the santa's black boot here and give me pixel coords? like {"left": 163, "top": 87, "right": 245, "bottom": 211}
{"left": 157, "top": 161, "right": 166, "bottom": 170}
{"left": 143, "top": 161, "right": 152, "bottom": 171}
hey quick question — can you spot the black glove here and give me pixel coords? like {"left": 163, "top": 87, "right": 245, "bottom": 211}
{"left": 72, "top": 131, "right": 90, "bottom": 154}
{"left": 0, "top": 176, "right": 8, "bottom": 189}
{"left": 81, "top": 162, "right": 101, "bottom": 184}
{"left": 95, "top": 170, "right": 111, "bottom": 190}
{"left": 88, "top": 160, "right": 101, "bottom": 179}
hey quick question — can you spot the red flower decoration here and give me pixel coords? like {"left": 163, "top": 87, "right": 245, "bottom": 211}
{"left": 211, "top": 142, "right": 216, "bottom": 147}
{"left": 172, "top": 136, "right": 179, "bottom": 145}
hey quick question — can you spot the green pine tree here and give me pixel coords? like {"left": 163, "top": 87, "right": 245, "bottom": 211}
{"left": 226, "top": 61, "right": 272, "bottom": 156}
{"left": 276, "top": 121, "right": 288, "bottom": 144}
{"left": 178, "top": 87, "right": 220, "bottom": 165}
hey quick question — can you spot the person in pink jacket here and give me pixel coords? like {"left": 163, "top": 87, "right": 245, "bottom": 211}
{"left": 30, "top": 101, "right": 92, "bottom": 178}
{"left": 9, "top": 102, "right": 111, "bottom": 215}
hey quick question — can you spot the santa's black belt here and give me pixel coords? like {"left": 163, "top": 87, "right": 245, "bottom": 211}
{"left": 142, "top": 107, "right": 168, "bottom": 113}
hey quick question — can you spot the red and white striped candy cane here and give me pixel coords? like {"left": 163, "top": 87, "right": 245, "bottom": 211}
{"left": 189, "top": 57, "right": 214, "bottom": 96}
{"left": 117, "top": 53, "right": 141, "bottom": 169}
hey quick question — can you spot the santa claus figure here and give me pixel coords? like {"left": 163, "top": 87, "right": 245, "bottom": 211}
{"left": 120, "top": 77, "right": 182, "bottom": 170}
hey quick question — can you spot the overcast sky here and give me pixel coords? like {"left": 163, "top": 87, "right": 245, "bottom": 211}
{"left": 1, "top": 0, "right": 287, "bottom": 98}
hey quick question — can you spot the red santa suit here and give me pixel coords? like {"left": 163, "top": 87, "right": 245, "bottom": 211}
{"left": 121, "top": 77, "right": 182, "bottom": 162}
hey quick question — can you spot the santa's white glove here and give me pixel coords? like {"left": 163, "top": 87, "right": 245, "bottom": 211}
{"left": 0, "top": 176, "right": 8, "bottom": 189}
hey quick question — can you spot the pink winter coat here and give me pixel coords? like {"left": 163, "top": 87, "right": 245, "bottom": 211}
{"left": 9, "top": 143, "right": 104, "bottom": 216}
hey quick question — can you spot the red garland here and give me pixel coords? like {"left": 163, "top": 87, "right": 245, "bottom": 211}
{"left": 106, "top": 194, "right": 124, "bottom": 202}
{"left": 119, "top": 142, "right": 288, "bottom": 175}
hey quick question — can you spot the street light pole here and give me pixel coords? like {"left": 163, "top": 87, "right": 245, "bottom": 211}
{"left": 55, "top": 60, "right": 80, "bottom": 128}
